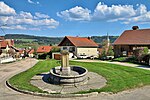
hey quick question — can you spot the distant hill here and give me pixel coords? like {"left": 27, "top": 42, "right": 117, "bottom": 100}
{"left": 4, "top": 34, "right": 118, "bottom": 48}
{"left": 91, "top": 36, "right": 118, "bottom": 43}
{"left": 5, "top": 34, "right": 63, "bottom": 45}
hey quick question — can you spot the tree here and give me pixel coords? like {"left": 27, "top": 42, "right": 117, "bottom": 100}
{"left": 133, "top": 47, "right": 149, "bottom": 62}
{"left": 107, "top": 46, "right": 114, "bottom": 56}
{"left": 100, "top": 39, "right": 114, "bottom": 57}
{"left": 51, "top": 46, "right": 60, "bottom": 52}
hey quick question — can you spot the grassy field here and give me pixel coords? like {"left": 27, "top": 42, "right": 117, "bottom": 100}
{"left": 9, "top": 60, "right": 150, "bottom": 94}
{"left": 9, "top": 60, "right": 60, "bottom": 93}
{"left": 16, "top": 39, "right": 36, "bottom": 42}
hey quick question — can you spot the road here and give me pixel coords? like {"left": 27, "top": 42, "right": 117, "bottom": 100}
{"left": 0, "top": 58, "right": 150, "bottom": 100}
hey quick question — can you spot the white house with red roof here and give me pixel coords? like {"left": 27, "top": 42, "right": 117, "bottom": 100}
{"left": 28, "top": 49, "right": 35, "bottom": 58}
{"left": 58, "top": 36, "right": 99, "bottom": 58}
{"left": 0, "top": 38, "right": 19, "bottom": 58}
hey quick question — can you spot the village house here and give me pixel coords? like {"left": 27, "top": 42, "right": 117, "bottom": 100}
{"left": 36, "top": 46, "right": 52, "bottom": 54}
{"left": 0, "top": 37, "right": 19, "bottom": 58}
{"left": 28, "top": 49, "right": 35, "bottom": 58}
{"left": 36, "top": 46, "right": 52, "bottom": 58}
{"left": 113, "top": 26, "right": 150, "bottom": 57}
{"left": 58, "top": 36, "right": 99, "bottom": 58}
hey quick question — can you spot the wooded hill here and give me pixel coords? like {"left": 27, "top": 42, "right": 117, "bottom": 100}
{"left": 4, "top": 34, "right": 118, "bottom": 48}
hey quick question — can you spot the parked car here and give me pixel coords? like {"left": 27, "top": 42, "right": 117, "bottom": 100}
{"left": 101, "top": 56, "right": 114, "bottom": 60}
{"left": 77, "top": 55, "right": 88, "bottom": 59}
{"left": 90, "top": 55, "right": 97, "bottom": 59}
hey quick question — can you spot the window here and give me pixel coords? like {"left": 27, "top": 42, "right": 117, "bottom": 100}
{"left": 69, "top": 47, "right": 75, "bottom": 52}
{"left": 63, "top": 47, "right": 67, "bottom": 50}
{"left": 66, "top": 43, "right": 71, "bottom": 46}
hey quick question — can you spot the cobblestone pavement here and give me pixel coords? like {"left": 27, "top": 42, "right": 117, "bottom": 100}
{"left": 0, "top": 58, "right": 150, "bottom": 100}
{"left": 31, "top": 72, "right": 107, "bottom": 93}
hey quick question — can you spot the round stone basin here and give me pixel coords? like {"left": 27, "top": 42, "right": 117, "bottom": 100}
{"left": 49, "top": 66, "right": 88, "bottom": 85}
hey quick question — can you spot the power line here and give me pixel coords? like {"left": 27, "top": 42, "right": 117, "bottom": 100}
{"left": 0, "top": 24, "right": 7, "bottom": 36}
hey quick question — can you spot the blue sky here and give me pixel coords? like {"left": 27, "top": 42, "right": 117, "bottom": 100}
{"left": 1, "top": 0, "right": 150, "bottom": 37}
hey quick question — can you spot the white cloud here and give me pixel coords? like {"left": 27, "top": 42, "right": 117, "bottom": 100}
{"left": 28, "top": 0, "right": 34, "bottom": 4}
{"left": 27, "top": 0, "right": 39, "bottom": 4}
{"left": 57, "top": 2, "right": 150, "bottom": 25}
{"left": 124, "top": 12, "right": 150, "bottom": 24}
{"left": 37, "top": 2, "right": 39, "bottom": 4}
{"left": 57, "top": 6, "right": 91, "bottom": 21}
{"left": 93, "top": 2, "right": 136, "bottom": 20}
{"left": 0, "top": 2, "right": 16, "bottom": 15}
{"left": 19, "top": 11, "right": 33, "bottom": 19}
{"left": 135, "top": 4, "right": 147, "bottom": 15}
{"left": 35, "top": 12, "right": 50, "bottom": 19}
{"left": 0, "top": 2, "right": 59, "bottom": 30}
{"left": 3, "top": 25, "right": 27, "bottom": 30}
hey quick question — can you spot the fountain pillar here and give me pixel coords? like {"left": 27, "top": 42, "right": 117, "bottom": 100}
{"left": 50, "top": 50, "right": 88, "bottom": 85}
{"left": 61, "top": 50, "right": 70, "bottom": 76}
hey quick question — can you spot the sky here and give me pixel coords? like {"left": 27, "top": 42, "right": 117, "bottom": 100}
{"left": 1, "top": 0, "right": 150, "bottom": 37}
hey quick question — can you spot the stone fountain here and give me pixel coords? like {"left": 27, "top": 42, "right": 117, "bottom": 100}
{"left": 50, "top": 50, "right": 88, "bottom": 85}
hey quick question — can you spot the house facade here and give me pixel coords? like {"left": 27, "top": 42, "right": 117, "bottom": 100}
{"left": 28, "top": 49, "right": 35, "bottom": 57}
{"left": 58, "top": 36, "right": 99, "bottom": 58}
{"left": 0, "top": 38, "right": 19, "bottom": 58}
{"left": 36, "top": 46, "right": 52, "bottom": 58}
{"left": 113, "top": 26, "right": 150, "bottom": 57}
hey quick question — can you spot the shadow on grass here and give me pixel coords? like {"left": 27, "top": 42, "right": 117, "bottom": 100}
{"left": 136, "top": 65, "right": 150, "bottom": 68}
{"left": 36, "top": 73, "right": 52, "bottom": 84}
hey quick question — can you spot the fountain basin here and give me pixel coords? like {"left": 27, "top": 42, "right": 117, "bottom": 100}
{"left": 49, "top": 66, "right": 88, "bottom": 85}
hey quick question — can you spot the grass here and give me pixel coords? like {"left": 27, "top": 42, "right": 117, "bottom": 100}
{"left": 9, "top": 59, "right": 60, "bottom": 93}
{"left": 16, "top": 39, "right": 36, "bottom": 42}
{"left": 113, "top": 57, "right": 127, "bottom": 62}
{"left": 9, "top": 59, "right": 150, "bottom": 94}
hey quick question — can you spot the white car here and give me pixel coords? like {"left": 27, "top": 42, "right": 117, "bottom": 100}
{"left": 77, "top": 55, "right": 88, "bottom": 59}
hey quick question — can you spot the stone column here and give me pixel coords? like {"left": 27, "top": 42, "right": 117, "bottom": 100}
{"left": 61, "top": 50, "right": 70, "bottom": 75}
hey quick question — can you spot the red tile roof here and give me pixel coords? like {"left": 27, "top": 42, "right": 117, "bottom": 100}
{"left": 59, "top": 36, "right": 98, "bottom": 47}
{"left": 28, "top": 49, "right": 35, "bottom": 54}
{"left": 0, "top": 39, "right": 14, "bottom": 48}
{"left": 19, "top": 49, "right": 24, "bottom": 54}
{"left": 36, "top": 46, "right": 52, "bottom": 53}
{"left": 114, "top": 29, "right": 150, "bottom": 45}
{"left": 0, "top": 41, "right": 8, "bottom": 48}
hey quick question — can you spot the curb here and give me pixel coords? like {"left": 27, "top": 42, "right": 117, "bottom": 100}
{"left": 6, "top": 80, "right": 98, "bottom": 98}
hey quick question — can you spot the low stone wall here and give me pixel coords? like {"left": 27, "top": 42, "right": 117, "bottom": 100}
{"left": 6, "top": 80, "right": 98, "bottom": 98}
{"left": 49, "top": 66, "right": 88, "bottom": 85}
{"left": 0, "top": 57, "right": 16, "bottom": 63}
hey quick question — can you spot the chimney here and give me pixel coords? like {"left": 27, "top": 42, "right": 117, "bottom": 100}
{"left": 87, "top": 36, "right": 91, "bottom": 40}
{"left": 132, "top": 26, "right": 139, "bottom": 30}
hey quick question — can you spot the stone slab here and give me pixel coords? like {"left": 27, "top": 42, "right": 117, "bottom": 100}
{"left": 30, "top": 72, "right": 107, "bottom": 94}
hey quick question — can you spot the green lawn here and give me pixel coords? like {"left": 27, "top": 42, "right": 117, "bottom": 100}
{"left": 9, "top": 60, "right": 60, "bottom": 93}
{"left": 16, "top": 39, "right": 36, "bottom": 42}
{"left": 9, "top": 59, "right": 150, "bottom": 94}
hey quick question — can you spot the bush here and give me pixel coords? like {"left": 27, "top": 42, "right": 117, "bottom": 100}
{"left": 133, "top": 47, "right": 149, "bottom": 63}
{"left": 113, "top": 57, "right": 127, "bottom": 62}
{"left": 38, "top": 52, "right": 51, "bottom": 59}
{"left": 126, "top": 56, "right": 137, "bottom": 63}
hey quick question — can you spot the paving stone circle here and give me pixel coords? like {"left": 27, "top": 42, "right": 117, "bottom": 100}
{"left": 30, "top": 72, "right": 107, "bottom": 94}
